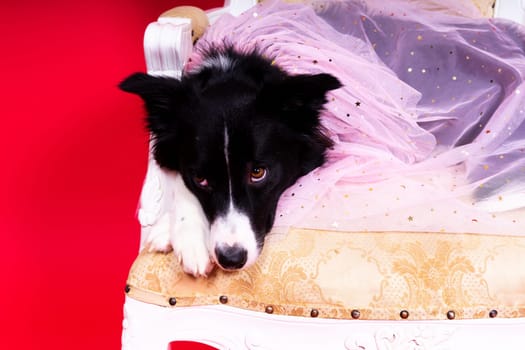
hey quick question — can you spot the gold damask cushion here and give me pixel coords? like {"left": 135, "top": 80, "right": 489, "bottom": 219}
{"left": 126, "top": 228, "right": 525, "bottom": 320}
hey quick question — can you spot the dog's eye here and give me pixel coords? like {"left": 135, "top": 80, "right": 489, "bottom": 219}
{"left": 249, "top": 167, "right": 267, "bottom": 183}
{"left": 193, "top": 176, "right": 209, "bottom": 188}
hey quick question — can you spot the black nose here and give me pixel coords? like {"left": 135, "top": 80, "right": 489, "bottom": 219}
{"left": 215, "top": 245, "right": 248, "bottom": 270}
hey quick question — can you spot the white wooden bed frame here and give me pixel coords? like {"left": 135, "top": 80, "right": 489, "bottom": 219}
{"left": 122, "top": 1, "right": 525, "bottom": 349}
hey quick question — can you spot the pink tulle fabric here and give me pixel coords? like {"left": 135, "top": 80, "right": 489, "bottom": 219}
{"left": 187, "top": 0, "right": 525, "bottom": 235}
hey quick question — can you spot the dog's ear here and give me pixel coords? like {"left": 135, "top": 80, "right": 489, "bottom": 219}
{"left": 119, "top": 72, "right": 184, "bottom": 118}
{"left": 260, "top": 73, "right": 341, "bottom": 175}
{"left": 260, "top": 73, "right": 341, "bottom": 131}
{"left": 119, "top": 72, "right": 186, "bottom": 170}
{"left": 279, "top": 73, "right": 342, "bottom": 111}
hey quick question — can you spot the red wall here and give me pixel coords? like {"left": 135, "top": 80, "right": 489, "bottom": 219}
{"left": 0, "top": 0, "right": 220, "bottom": 349}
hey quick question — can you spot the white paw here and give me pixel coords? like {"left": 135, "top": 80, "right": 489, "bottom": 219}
{"left": 168, "top": 171, "right": 214, "bottom": 277}
{"left": 144, "top": 213, "right": 172, "bottom": 253}
{"left": 171, "top": 217, "right": 214, "bottom": 277}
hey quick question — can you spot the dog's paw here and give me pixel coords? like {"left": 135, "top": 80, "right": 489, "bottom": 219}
{"left": 144, "top": 213, "right": 173, "bottom": 253}
{"left": 167, "top": 170, "right": 214, "bottom": 277}
{"left": 171, "top": 224, "right": 214, "bottom": 277}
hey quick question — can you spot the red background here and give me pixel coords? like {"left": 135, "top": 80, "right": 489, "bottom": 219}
{"left": 1, "top": 0, "right": 220, "bottom": 349}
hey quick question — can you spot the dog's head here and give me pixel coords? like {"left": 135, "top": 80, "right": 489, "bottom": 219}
{"left": 120, "top": 48, "right": 341, "bottom": 271}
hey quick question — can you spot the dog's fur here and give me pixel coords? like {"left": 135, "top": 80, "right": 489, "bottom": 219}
{"left": 120, "top": 47, "right": 341, "bottom": 276}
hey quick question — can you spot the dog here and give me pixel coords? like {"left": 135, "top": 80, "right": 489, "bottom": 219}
{"left": 120, "top": 47, "right": 341, "bottom": 276}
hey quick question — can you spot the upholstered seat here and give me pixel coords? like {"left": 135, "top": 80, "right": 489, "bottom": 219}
{"left": 126, "top": 228, "right": 525, "bottom": 321}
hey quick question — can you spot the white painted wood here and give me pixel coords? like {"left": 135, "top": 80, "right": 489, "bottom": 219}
{"left": 207, "top": 0, "right": 258, "bottom": 24}
{"left": 122, "top": 297, "right": 525, "bottom": 350}
{"left": 494, "top": 0, "right": 525, "bottom": 25}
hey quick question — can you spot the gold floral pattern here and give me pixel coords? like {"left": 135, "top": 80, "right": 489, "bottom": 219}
{"left": 389, "top": 241, "right": 477, "bottom": 309}
{"left": 127, "top": 229, "right": 525, "bottom": 320}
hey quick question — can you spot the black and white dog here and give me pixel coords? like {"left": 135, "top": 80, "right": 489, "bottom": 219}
{"left": 120, "top": 47, "right": 341, "bottom": 276}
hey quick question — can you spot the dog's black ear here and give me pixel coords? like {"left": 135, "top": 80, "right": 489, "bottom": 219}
{"left": 260, "top": 73, "right": 342, "bottom": 131}
{"left": 261, "top": 73, "right": 341, "bottom": 175}
{"left": 119, "top": 72, "right": 184, "bottom": 116}
{"left": 279, "top": 73, "right": 342, "bottom": 111}
{"left": 119, "top": 72, "right": 186, "bottom": 170}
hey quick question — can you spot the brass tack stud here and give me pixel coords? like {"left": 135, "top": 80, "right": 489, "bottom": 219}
{"left": 489, "top": 309, "right": 498, "bottom": 318}
{"left": 219, "top": 295, "right": 228, "bottom": 304}
{"left": 124, "top": 285, "right": 131, "bottom": 294}
{"left": 265, "top": 305, "right": 274, "bottom": 314}
{"left": 310, "top": 309, "right": 319, "bottom": 318}
{"left": 351, "top": 309, "right": 361, "bottom": 319}
{"left": 446, "top": 310, "right": 456, "bottom": 320}
{"left": 400, "top": 310, "right": 409, "bottom": 319}
{"left": 168, "top": 297, "right": 177, "bottom": 306}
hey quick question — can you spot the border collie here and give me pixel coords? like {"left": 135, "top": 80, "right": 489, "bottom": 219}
{"left": 120, "top": 47, "right": 341, "bottom": 276}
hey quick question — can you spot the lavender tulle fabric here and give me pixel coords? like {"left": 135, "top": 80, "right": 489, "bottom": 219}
{"left": 187, "top": 0, "right": 525, "bottom": 235}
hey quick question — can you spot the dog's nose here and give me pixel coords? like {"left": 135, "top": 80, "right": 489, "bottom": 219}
{"left": 215, "top": 245, "right": 248, "bottom": 270}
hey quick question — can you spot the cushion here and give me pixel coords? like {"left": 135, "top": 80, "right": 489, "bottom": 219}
{"left": 126, "top": 228, "right": 525, "bottom": 320}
